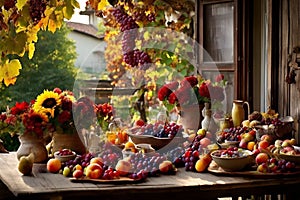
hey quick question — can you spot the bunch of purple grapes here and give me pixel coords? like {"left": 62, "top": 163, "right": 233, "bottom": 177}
{"left": 139, "top": 122, "right": 183, "bottom": 138}
{"left": 29, "top": 0, "right": 46, "bottom": 24}
{"left": 217, "top": 127, "right": 245, "bottom": 143}
{"left": 166, "top": 146, "right": 185, "bottom": 167}
{"left": 62, "top": 152, "right": 94, "bottom": 170}
{"left": 111, "top": 7, "right": 152, "bottom": 69}
{"left": 99, "top": 143, "right": 123, "bottom": 167}
{"left": 128, "top": 153, "right": 167, "bottom": 177}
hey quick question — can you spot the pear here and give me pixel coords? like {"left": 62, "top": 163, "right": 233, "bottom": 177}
{"left": 18, "top": 153, "right": 34, "bottom": 176}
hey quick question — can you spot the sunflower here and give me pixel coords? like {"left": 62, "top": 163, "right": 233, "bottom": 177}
{"left": 33, "top": 90, "right": 61, "bottom": 118}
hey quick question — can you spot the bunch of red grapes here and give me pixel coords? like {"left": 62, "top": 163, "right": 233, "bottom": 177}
{"left": 56, "top": 149, "right": 74, "bottom": 156}
{"left": 173, "top": 134, "right": 206, "bottom": 171}
{"left": 62, "top": 152, "right": 94, "bottom": 170}
{"left": 216, "top": 127, "right": 246, "bottom": 143}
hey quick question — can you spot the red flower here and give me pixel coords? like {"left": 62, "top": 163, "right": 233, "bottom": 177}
{"left": 58, "top": 110, "right": 71, "bottom": 124}
{"left": 157, "top": 81, "right": 179, "bottom": 101}
{"left": 215, "top": 74, "right": 225, "bottom": 82}
{"left": 10, "top": 102, "right": 29, "bottom": 115}
{"left": 168, "top": 92, "right": 177, "bottom": 104}
{"left": 199, "top": 82, "right": 211, "bottom": 99}
{"left": 181, "top": 76, "right": 198, "bottom": 88}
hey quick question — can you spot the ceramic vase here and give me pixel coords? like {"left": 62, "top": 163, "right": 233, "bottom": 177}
{"left": 16, "top": 134, "right": 48, "bottom": 163}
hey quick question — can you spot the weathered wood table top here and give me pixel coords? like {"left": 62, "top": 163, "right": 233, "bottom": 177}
{"left": 0, "top": 152, "right": 299, "bottom": 200}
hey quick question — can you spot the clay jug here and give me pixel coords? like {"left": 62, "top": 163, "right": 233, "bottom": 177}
{"left": 17, "top": 134, "right": 48, "bottom": 163}
{"left": 51, "top": 129, "right": 87, "bottom": 155}
{"left": 231, "top": 100, "right": 250, "bottom": 127}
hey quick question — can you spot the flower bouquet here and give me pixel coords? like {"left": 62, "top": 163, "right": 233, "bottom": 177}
{"left": 0, "top": 101, "right": 49, "bottom": 162}
{"left": 157, "top": 74, "right": 227, "bottom": 131}
{"left": 33, "top": 88, "right": 95, "bottom": 155}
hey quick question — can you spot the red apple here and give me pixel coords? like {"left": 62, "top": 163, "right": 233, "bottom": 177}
{"left": 255, "top": 152, "right": 269, "bottom": 165}
{"left": 115, "top": 159, "right": 131, "bottom": 176}
{"left": 73, "top": 169, "right": 83, "bottom": 178}
{"left": 85, "top": 163, "right": 103, "bottom": 179}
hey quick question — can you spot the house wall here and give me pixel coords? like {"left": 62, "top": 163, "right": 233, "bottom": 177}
{"left": 278, "top": 0, "right": 300, "bottom": 142}
{"left": 68, "top": 31, "right": 107, "bottom": 75}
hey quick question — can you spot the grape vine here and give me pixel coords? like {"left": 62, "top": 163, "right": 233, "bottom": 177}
{"left": 0, "top": 0, "right": 80, "bottom": 87}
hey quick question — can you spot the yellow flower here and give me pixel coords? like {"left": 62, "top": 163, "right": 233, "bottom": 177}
{"left": 33, "top": 90, "right": 61, "bottom": 117}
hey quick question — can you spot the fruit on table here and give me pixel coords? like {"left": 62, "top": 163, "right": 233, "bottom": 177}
{"left": 73, "top": 169, "right": 83, "bottom": 178}
{"left": 255, "top": 152, "right": 269, "bottom": 165}
{"left": 18, "top": 153, "right": 34, "bottom": 176}
{"left": 62, "top": 166, "right": 71, "bottom": 177}
{"left": 159, "top": 160, "right": 175, "bottom": 174}
{"left": 195, "top": 153, "right": 212, "bottom": 172}
{"left": 85, "top": 163, "right": 103, "bottom": 179}
{"left": 115, "top": 159, "right": 132, "bottom": 176}
{"left": 47, "top": 158, "right": 62, "bottom": 173}
{"left": 197, "top": 128, "right": 206, "bottom": 137}
{"left": 90, "top": 157, "right": 104, "bottom": 167}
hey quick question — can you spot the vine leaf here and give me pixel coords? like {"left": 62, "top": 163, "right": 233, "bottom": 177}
{"left": 0, "top": 59, "right": 22, "bottom": 86}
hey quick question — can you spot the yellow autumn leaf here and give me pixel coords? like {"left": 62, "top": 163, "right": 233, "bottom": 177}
{"left": 0, "top": 59, "right": 22, "bottom": 86}
{"left": 98, "top": 0, "right": 110, "bottom": 11}
{"left": 28, "top": 43, "right": 35, "bottom": 59}
{"left": 48, "top": 19, "right": 57, "bottom": 33}
{"left": 16, "top": 0, "right": 27, "bottom": 10}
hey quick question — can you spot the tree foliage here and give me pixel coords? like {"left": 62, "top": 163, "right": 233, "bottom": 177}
{"left": 0, "top": 23, "right": 77, "bottom": 108}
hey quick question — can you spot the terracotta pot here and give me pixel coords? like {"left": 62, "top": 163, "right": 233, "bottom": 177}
{"left": 16, "top": 134, "right": 48, "bottom": 163}
{"left": 177, "top": 104, "right": 204, "bottom": 131}
{"left": 51, "top": 130, "right": 87, "bottom": 155}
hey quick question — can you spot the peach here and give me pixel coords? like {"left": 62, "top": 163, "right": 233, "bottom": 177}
{"left": 255, "top": 152, "right": 269, "bottom": 165}
{"left": 258, "top": 140, "right": 269, "bottom": 150}
{"left": 159, "top": 160, "right": 174, "bottom": 174}
{"left": 90, "top": 157, "right": 104, "bottom": 167}
{"left": 86, "top": 163, "right": 103, "bottom": 179}
{"left": 47, "top": 158, "right": 62, "bottom": 173}
{"left": 115, "top": 159, "right": 131, "bottom": 176}
{"left": 200, "top": 137, "right": 211, "bottom": 148}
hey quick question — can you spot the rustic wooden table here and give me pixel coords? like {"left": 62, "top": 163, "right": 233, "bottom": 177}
{"left": 0, "top": 152, "right": 299, "bottom": 200}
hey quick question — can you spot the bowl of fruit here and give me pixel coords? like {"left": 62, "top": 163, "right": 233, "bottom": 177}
{"left": 54, "top": 149, "right": 76, "bottom": 162}
{"left": 128, "top": 122, "right": 187, "bottom": 150}
{"left": 211, "top": 147, "right": 254, "bottom": 172}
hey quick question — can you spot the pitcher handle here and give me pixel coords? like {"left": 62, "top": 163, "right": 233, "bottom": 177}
{"left": 243, "top": 101, "right": 250, "bottom": 116}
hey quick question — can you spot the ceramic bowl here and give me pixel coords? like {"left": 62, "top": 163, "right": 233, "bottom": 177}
{"left": 127, "top": 133, "right": 186, "bottom": 150}
{"left": 54, "top": 150, "right": 76, "bottom": 162}
{"left": 211, "top": 149, "right": 254, "bottom": 172}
